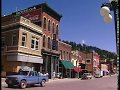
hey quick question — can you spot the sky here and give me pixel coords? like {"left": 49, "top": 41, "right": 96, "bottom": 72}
{"left": 2, "top": 0, "right": 116, "bottom": 53}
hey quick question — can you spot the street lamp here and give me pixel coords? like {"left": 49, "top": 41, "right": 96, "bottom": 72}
{"left": 100, "top": 0, "right": 119, "bottom": 75}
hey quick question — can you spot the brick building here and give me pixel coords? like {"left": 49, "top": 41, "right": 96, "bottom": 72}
{"left": 2, "top": 3, "right": 62, "bottom": 79}
{"left": 59, "top": 41, "right": 74, "bottom": 78}
{"left": 86, "top": 51, "right": 100, "bottom": 75}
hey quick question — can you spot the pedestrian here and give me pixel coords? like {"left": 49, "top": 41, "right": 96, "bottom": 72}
{"left": 53, "top": 71, "right": 56, "bottom": 80}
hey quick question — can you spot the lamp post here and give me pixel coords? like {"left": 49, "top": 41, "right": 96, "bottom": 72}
{"left": 100, "top": 0, "right": 119, "bottom": 75}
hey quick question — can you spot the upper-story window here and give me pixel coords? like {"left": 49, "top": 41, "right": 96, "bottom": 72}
{"left": 86, "top": 59, "right": 91, "bottom": 64}
{"left": 12, "top": 33, "right": 17, "bottom": 46}
{"left": 52, "top": 23, "right": 54, "bottom": 33}
{"left": 63, "top": 51, "right": 65, "bottom": 60}
{"left": 21, "top": 33, "right": 27, "bottom": 47}
{"left": 43, "top": 35, "right": 46, "bottom": 47}
{"left": 66, "top": 52, "right": 68, "bottom": 60}
{"left": 56, "top": 25, "right": 59, "bottom": 35}
{"left": 31, "top": 36, "right": 39, "bottom": 50}
{"left": 48, "top": 20, "right": 50, "bottom": 32}
{"left": 2, "top": 36, "right": 5, "bottom": 47}
{"left": 56, "top": 40, "right": 58, "bottom": 50}
{"left": 48, "top": 37, "right": 51, "bottom": 49}
{"left": 60, "top": 50, "right": 62, "bottom": 59}
{"left": 43, "top": 17, "right": 46, "bottom": 30}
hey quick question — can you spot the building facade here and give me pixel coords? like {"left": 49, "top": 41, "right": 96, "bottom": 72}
{"left": 11, "top": 3, "right": 62, "bottom": 78}
{"left": 59, "top": 41, "right": 74, "bottom": 78}
{"left": 2, "top": 16, "right": 43, "bottom": 76}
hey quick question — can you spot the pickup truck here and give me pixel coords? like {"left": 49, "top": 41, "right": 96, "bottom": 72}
{"left": 5, "top": 70, "right": 49, "bottom": 89}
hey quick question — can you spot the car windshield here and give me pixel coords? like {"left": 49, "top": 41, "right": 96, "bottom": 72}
{"left": 18, "top": 71, "right": 29, "bottom": 76}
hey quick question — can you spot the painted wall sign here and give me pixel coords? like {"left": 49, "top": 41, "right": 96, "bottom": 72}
{"left": 22, "top": 9, "right": 42, "bottom": 22}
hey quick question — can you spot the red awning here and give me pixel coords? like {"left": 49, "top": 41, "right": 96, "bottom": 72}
{"left": 74, "top": 67, "right": 82, "bottom": 72}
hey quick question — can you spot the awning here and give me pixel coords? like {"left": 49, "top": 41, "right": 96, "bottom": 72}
{"left": 60, "top": 60, "right": 74, "bottom": 69}
{"left": 74, "top": 67, "right": 82, "bottom": 72}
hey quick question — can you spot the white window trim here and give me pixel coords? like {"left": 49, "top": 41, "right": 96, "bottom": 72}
{"left": 31, "top": 37, "right": 39, "bottom": 50}
{"left": 21, "top": 33, "right": 27, "bottom": 47}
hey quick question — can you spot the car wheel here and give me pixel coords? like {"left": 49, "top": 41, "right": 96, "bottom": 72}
{"left": 20, "top": 80, "right": 27, "bottom": 89}
{"left": 8, "top": 84, "right": 13, "bottom": 88}
{"left": 40, "top": 80, "right": 46, "bottom": 87}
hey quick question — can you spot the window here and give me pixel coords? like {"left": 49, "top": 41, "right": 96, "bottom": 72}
{"left": 48, "top": 20, "right": 50, "bottom": 31}
{"left": 12, "top": 33, "right": 17, "bottom": 46}
{"left": 2, "top": 36, "right": 5, "bottom": 47}
{"left": 43, "top": 17, "right": 46, "bottom": 29}
{"left": 21, "top": 33, "right": 27, "bottom": 47}
{"left": 52, "top": 39, "right": 57, "bottom": 50}
{"left": 52, "top": 23, "right": 54, "bottom": 33}
{"left": 56, "top": 25, "right": 59, "bottom": 35}
{"left": 63, "top": 51, "right": 65, "bottom": 60}
{"left": 60, "top": 50, "right": 62, "bottom": 59}
{"left": 66, "top": 52, "right": 68, "bottom": 60}
{"left": 31, "top": 37, "right": 39, "bottom": 50}
{"left": 86, "top": 59, "right": 91, "bottom": 64}
{"left": 43, "top": 35, "right": 46, "bottom": 47}
{"left": 48, "top": 37, "right": 51, "bottom": 49}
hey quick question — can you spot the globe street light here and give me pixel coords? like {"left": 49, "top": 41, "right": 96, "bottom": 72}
{"left": 100, "top": 0, "right": 119, "bottom": 89}
{"left": 100, "top": 0, "right": 119, "bottom": 74}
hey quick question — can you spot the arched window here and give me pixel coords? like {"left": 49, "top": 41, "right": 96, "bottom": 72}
{"left": 56, "top": 25, "right": 59, "bottom": 35}
{"left": 43, "top": 17, "right": 46, "bottom": 29}
{"left": 52, "top": 23, "right": 54, "bottom": 33}
{"left": 48, "top": 37, "right": 51, "bottom": 49}
{"left": 48, "top": 20, "right": 50, "bottom": 31}
{"left": 43, "top": 35, "right": 46, "bottom": 47}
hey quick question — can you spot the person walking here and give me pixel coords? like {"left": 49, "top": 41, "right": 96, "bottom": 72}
{"left": 53, "top": 71, "right": 56, "bottom": 80}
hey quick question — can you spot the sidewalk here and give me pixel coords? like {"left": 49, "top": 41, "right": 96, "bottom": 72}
{"left": 48, "top": 78, "right": 80, "bottom": 83}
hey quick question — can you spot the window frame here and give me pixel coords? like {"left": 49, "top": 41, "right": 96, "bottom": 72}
{"left": 31, "top": 36, "right": 39, "bottom": 50}
{"left": 12, "top": 33, "right": 17, "bottom": 46}
{"left": 48, "top": 20, "right": 51, "bottom": 32}
{"left": 56, "top": 25, "right": 59, "bottom": 35}
{"left": 21, "top": 33, "right": 27, "bottom": 47}
{"left": 43, "top": 35, "right": 46, "bottom": 47}
{"left": 48, "top": 37, "right": 51, "bottom": 49}
{"left": 86, "top": 59, "right": 91, "bottom": 64}
{"left": 43, "top": 17, "right": 46, "bottom": 30}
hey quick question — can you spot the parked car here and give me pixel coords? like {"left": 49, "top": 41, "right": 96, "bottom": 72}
{"left": 81, "top": 73, "right": 93, "bottom": 80}
{"left": 94, "top": 73, "right": 103, "bottom": 78}
{"left": 5, "top": 70, "right": 49, "bottom": 89}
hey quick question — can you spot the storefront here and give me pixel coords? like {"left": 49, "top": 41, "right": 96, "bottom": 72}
{"left": 59, "top": 60, "right": 74, "bottom": 78}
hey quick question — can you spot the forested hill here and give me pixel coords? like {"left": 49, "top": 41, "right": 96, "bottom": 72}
{"left": 62, "top": 40, "right": 117, "bottom": 62}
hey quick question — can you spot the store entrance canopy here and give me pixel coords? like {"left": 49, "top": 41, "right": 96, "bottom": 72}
{"left": 74, "top": 67, "right": 82, "bottom": 72}
{"left": 60, "top": 60, "right": 74, "bottom": 69}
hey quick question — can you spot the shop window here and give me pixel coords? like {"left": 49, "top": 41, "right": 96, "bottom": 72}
{"left": 2, "top": 36, "right": 5, "bottom": 47}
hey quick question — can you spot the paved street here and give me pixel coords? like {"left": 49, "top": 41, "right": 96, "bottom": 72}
{"left": 1, "top": 75, "right": 118, "bottom": 90}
